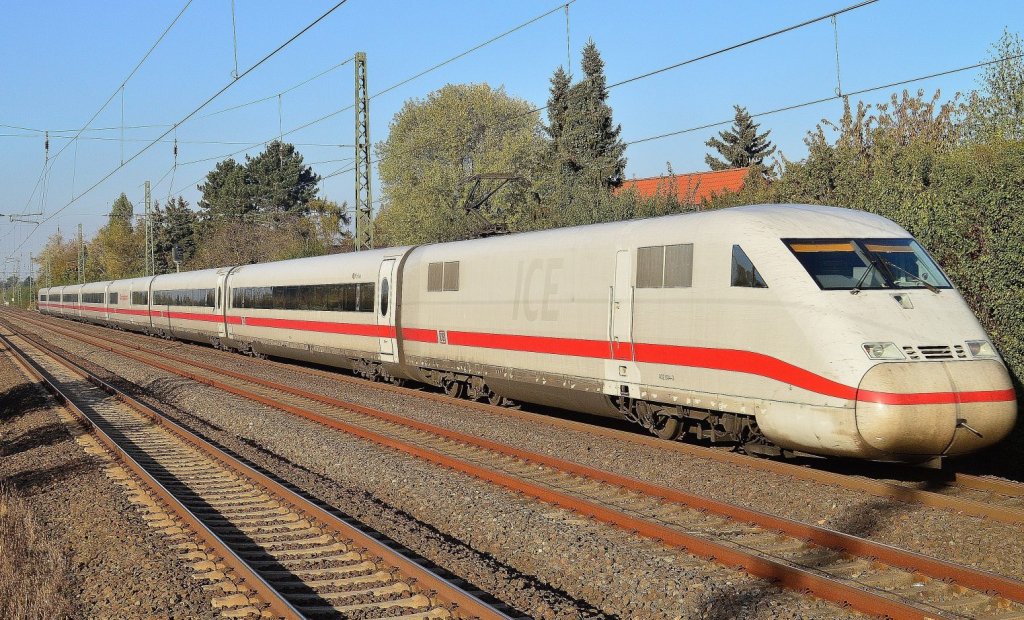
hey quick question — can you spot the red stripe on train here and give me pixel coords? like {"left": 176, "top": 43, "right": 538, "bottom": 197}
{"left": 40, "top": 306, "right": 1015, "bottom": 406}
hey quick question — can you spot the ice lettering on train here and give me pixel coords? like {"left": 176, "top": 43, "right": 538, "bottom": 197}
{"left": 512, "top": 258, "right": 563, "bottom": 321}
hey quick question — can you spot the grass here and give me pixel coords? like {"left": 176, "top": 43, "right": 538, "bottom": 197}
{"left": 0, "top": 485, "right": 73, "bottom": 619}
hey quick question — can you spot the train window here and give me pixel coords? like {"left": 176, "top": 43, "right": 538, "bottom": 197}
{"left": 783, "top": 239, "right": 949, "bottom": 290}
{"left": 637, "top": 246, "right": 665, "bottom": 288}
{"left": 861, "top": 240, "right": 951, "bottom": 289}
{"left": 428, "top": 261, "right": 459, "bottom": 292}
{"left": 665, "top": 244, "right": 694, "bottom": 288}
{"left": 442, "top": 262, "right": 460, "bottom": 291}
{"left": 153, "top": 289, "right": 216, "bottom": 307}
{"left": 81, "top": 293, "right": 104, "bottom": 303}
{"left": 638, "top": 244, "right": 693, "bottom": 288}
{"left": 731, "top": 246, "right": 768, "bottom": 288}
{"left": 109, "top": 292, "right": 118, "bottom": 305}
{"left": 380, "top": 279, "right": 389, "bottom": 316}
{"left": 427, "top": 263, "right": 443, "bottom": 292}
{"left": 63, "top": 293, "right": 78, "bottom": 302}
{"left": 131, "top": 291, "right": 148, "bottom": 305}
{"left": 231, "top": 283, "right": 375, "bottom": 312}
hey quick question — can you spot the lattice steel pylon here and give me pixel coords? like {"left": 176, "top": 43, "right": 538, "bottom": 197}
{"left": 77, "top": 223, "right": 85, "bottom": 284}
{"left": 144, "top": 180, "right": 155, "bottom": 276}
{"left": 354, "top": 51, "right": 373, "bottom": 251}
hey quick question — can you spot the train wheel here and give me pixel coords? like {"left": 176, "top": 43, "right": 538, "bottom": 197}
{"left": 652, "top": 415, "right": 683, "bottom": 441}
{"left": 443, "top": 379, "right": 465, "bottom": 399}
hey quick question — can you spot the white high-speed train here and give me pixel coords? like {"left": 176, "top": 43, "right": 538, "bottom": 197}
{"left": 38, "top": 204, "right": 1018, "bottom": 462}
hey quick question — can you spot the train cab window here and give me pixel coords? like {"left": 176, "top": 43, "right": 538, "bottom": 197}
{"left": 109, "top": 292, "right": 118, "bottom": 305}
{"left": 380, "top": 279, "right": 389, "bottom": 316}
{"left": 731, "top": 245, "right": 767, "bottom": 288}
{"left": 784, "top": 239, "right": 950, "bottom": 290}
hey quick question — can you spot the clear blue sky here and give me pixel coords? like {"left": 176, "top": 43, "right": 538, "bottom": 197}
{"left": 2, "top": 0, "right": 1021, "bottom": 275}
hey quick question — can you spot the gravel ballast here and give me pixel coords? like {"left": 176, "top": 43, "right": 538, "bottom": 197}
{"left": 0, "top": 335, "right": 219, "bottom": 619}
{"left": 9, "top": 313, "right": 866, "bottom": 619}
{"left": 38, "top": 312, "right": 1022, "bottom": 581}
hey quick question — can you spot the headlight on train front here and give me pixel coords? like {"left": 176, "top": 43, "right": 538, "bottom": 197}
{"left": 862, "top": 342, "right": 904, "bottom": 360}
{"left": 966, "top": 340, "right": 997, "bottom": 358}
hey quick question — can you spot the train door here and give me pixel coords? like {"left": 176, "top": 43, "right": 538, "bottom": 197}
{"left": 606, "top": 250, "right": 639, "bottom": 394}
{"left": 216, "top": 270, "right": 229, "bottom": 340}
{"left": 376, "top": 259, "right": 397, "bottom": 362}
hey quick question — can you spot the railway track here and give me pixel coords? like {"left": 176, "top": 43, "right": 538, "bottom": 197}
{"left": 0, "top": 326, "right": 515, "bottom": 620}
{"left": 16, "top": 309, "right": 1024, "bottom": 525}
{"left": 8, "top": 312, "right": 1024, "bottom": 620}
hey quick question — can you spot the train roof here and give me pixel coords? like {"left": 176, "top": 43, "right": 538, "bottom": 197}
{"left": 413, "top": 204, "right": 908, "bottom": 255}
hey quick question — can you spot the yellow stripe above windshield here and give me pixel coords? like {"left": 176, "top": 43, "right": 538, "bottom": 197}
{"left": 790, "top": 242, "right": 854, "bottom": 252}
{"left": 864, "top": 243, "right": 914, "bottom": 253}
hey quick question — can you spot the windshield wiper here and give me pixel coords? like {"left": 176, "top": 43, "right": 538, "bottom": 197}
{"left": 850, "top": 260, "right": 878, "bottom": 295}
{"left": 877, "top": 257, "right": 940, "bottom": 293}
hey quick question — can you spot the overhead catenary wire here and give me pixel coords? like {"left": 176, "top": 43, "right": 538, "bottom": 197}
{"left": 10, "top": 0, "right": 352, "bottom": 258}
{"left": 40, "top": 1, "right": 195, "bottom": 183}
{"left": 169, "top": 0, "right": 582, "bottom": 195}
{"left": 624, "top": 52, "right": 1024, "bottom": 147}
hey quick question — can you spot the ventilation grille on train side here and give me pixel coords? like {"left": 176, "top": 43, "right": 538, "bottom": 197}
{"left": 901, "top": 345, "right": 968, "bottom": 360}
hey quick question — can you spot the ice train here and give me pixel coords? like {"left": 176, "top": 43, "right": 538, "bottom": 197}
{"left": 38, "top": 204, "right": 1018, "bottom": 462}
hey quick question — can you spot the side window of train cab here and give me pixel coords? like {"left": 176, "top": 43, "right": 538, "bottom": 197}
{"left": 731, "top": 245, "right": 768, "bottom": 288}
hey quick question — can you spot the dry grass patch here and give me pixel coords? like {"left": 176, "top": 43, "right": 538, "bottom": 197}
{"left": 0, "top": 485, "right": 73, "bottom": 619}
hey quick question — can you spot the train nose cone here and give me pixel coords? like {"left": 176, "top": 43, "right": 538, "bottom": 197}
{"left": 855, "top": 360, "right": 1017, "bottom": 458}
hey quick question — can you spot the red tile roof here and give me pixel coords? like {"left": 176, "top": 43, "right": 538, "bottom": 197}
{"left": 619, "top": 167, "right": 748, "bottom": 203}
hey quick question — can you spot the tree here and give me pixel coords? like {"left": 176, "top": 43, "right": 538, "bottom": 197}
{"left": 961, "top": 29, "right": 1024, "bottom": 142}
{"left": 555, "top": 40, "right": 627, "bottom": 189}
{"left": 197, "top": 141, "right": 320, "bottom": 221}
{"left": 705, "top": 105, "right": 776, "bottom": 171}
{"left": 374, "top": 83, "right": 545, "bottom": 245}
{"left": 244, "top": 141, "right": 320, "bottom": 214}
{"left": 155, "top": 196, "right": 199, "bottom": 272}
{"left": 34, "top": 231, "right": 78, "bottom": 286}
{"left": 545, "top": 66, "right": 571, "bottom": 147}
{"left": 88, "top": 194, "right": 144, "bottom": 279}
{"left": 197, "top": 158, "right": 250, "bottom": 221}
{"left": 110, "top": 192, "right": 134, "bottom": 223}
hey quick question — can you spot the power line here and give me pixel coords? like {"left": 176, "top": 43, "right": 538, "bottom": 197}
{"left": 607, "top": 0, "right": 879, "bottom": 90}
{"left": 16, "top": 0, "right": 194, "bottom": 217}
{"left": 200, "top": 56, "right": 355, "bottom": 119}
{"left": 46, "top": 1, "right": 194, "bottom": 172}
{"left": 10, "top": 0, "right": 352, "bottom": 258}
{"left": 625, "top": 52, "right": 1024, "bottom": 147}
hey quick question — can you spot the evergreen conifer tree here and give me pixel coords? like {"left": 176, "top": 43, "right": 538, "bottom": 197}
{"left": 705, "top": 105, "right": 776, "bottom": 171}
{"left": 545, "top": 66, "right": 571, "bottom": 147}
{"left": 555, "top": 40, "right": 627, "bottom": 189}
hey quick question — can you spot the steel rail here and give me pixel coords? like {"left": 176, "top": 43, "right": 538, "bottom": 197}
{"left": 0, "top": 332, "right": 304, "bottom": 620}
{"left": 2, "top": 326, "right": 511, "bottom": 620}
{"left": 10, "top": 317, "right": 1006, "bottom": 620}
{"left": 19, "top": 309, "right": 1024, "bottom": 525}
{"left": 23, "top": 314, "right": 1024, "bottom": 608}
{"left": 952, "top": 473, "right": 1024, "bottom": 498}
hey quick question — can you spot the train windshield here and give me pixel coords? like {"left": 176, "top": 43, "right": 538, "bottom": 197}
{"left": 784, "top": 238, "right": 951, "bottom": 290}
